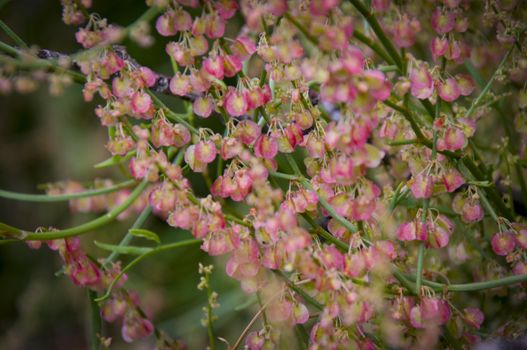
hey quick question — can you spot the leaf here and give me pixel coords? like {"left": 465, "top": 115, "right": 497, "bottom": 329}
{"left": 94, "top": 241, "right": 152, "bottom": 255}
{"left": 129, "top": 228, "right": 160, "bottom": 244}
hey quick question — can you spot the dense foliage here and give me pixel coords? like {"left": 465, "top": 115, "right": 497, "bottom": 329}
{"left": 1, "top": 0, "right": 527, "bottom": 349}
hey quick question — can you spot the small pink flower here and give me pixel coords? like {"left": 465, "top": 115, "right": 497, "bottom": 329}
{"left": 131, "top": 91, "right": 152, "bottom": 115}
{"left": 224, "top": 88, "right": 248, "bottom": 117}
{"left": 410, "top": 65, "right": 434, "bottom": 99}
{"left": 410, "top": 173, "right": 433, "bottom": 199}
{"left": 431, "top": 8, "right": 456, "bottom": 34}
{"left": 121, "top": 314, "right": 154, "bottom": 343}
{"left": 233, "top": 120, "right": 261, "bottom": 145}
{"left": 438, "top": 78, "right": 461, "bottom": 102}
{"left": 193, "top": 96, "right": 214, "bottom": 118}
{"left": 254, "top": 134, "right": 278, "bottom": 159}
{"left": 431, "top": 37, "right": 448, "bottom": 59}
{"left": 195, "top": 140, "right": 217, "bottom": 164}
{"left": 397, "top": 222, "right": 417, "bottom": 241}
{"left": 203, "top": 55, "right": 225, "bottom": 79}
{"left": 442, "top": 168, "right": 465, "bottom": 192}
{"left": 461, "top": 201, "right": 484, "bottom": 223}
{"left": 491, "top": 231, "right": 516, "bottom": 256}
{"left": 437, "top": 126, "right": 465, "bottom": 151}
{"left": 156, "top": 12, "right": 176, "bottom": 36}
{"left": 456, "top": 74, "right": 476, "bottom": 96}
{"left": 169, "top": 73, "right": 191, "bottom": 96}
{"left": 463, "top": 307, "right": 484, "bottom": 329}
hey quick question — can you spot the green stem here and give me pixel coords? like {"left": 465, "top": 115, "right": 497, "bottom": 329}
{"left": 464, "top": 45, "right": 514, "bottom": 120}
{"left": 0, "top": 179, "right": 149, "bottom": 241}
{"left": 0, "top": 20, "right": 28, "bottom": 48}
{"left": 95, "top": 239, "right": 201, "bottom": 302}
{"left": 103, "top": 205, "right": 152, "bottom": 267}
{"left": 88, "top": 290, "right": 102, "bottom": 350}
{"left": 0, "top": 179, "right": 136, "bottom": 202}
{"left": 347, "top": 0, "right": 403, "bottom": 69}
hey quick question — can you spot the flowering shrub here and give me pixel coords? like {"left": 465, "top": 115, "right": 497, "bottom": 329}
{"left": 1, "top": 0, "right": 527, "bottom": 348}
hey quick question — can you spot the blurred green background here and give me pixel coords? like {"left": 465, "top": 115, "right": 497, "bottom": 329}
{"left": 0, "top": 1, "right": 253, "bottom": 349}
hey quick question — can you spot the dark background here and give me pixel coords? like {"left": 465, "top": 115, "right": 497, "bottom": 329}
{"left": 0, "top": 1, "right": 252, "bottom": 349}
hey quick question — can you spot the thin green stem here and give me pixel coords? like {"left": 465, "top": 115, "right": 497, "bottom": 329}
{"left": 103, "top": 205, "right": 152, "bottom": 267}
{"left": 95, "top": 239, "right": 201, "bottom": 302}
{"left": 347, "top": 0, "right": 403, "bottom": 69}
{"left": 0, "top": 179, "right": 136, "bottom": 202}
{"left": 464, "top": 45, "right": 514, "bottom": 120}
{"left": 0, "top": 179, "right": 149, "bottom": 241}
{"left": 88, "top": 290, "right": 102, "bottom": 350}
{"left": 0, "top": 20, "right": 28, "bottom": 48}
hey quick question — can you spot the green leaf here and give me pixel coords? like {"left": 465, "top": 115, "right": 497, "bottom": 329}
{"left": 94, "top": 241, "right": 152, "bottom": 255}
{"left": 129, "top": 228, "right": 160, "bottom": 244}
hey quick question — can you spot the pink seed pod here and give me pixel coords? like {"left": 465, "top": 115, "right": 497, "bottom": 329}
{"left": 221, "top": 137, "right": 243, "bottom": 159}
{"left": 431, "top": 36, "right": 448, "bottom": 58}
{"left": 224, "top": 88, "right": 248, "bottom": 116}
{"left": 223, "top": 54, "right": 243, "bottom": 77}
{"left": 456, "top": 74, "right": 475, "bottom": 96}
{"left": 437, "top": 126, "right": 465, "bottom": 151}
{"left": 344, "top": 253, "right": 367, "bottom": 277}
{"left": 216, "top": 0, "right": 239, "bottom": 19}
{"left": 205, "top": 13, "right": 225, "bottom": 39}
{"left": 341, "top": 46, "right": 364, "bottom": 74}
{"left": 184, "top": 145, "right": 208, "bottom": 172}
{"left": 130, "top": 91, "right": 152, "bottom": 115}
{"left": 244, "top": 87, "right": 265, "bottom": 110}
{"left": 491, "top": 231, "right": 516, "bottom": 256}
{"left": 420, "top": 298, "right": 451, "bottom": 325}
{"left": 396, "top": 221, "right": 417, "bottom": 241}
{"left": 138, "top": 66, "right": 157, "bottom": 87}
{"left": 156, "top": 12, "right": 177, "bottom": 37}
{"left": 461, "top": 201, "right": 484, "bottom": 223}
{"left": 267, "top": 299, "right": 293, "bottom": 323}
{"left": 410, "top": 173, "right": 434, "bottom": 199}
{"left": 112, "top": 76, "right": 134, "bottom": 98}
{"left": 393, "top": 16, "right": 420, "bottom": 48}
{"left": 121, "top": 313, "right": 154, "bottom": 343}
{"left": 442, "top": 168, "right": 465, "bottom": 192}
{"left": 189, "top": 69, "right": 212, "bottom": 94}
{"left": 173, "top": 124, "right": 191, "bottom": 147}
{"left": 203, "top": 55, "right": 225, "bottom": 79}
{"left": 194, "top": 140, "right": 217, "bottom": 164}
{"left": 431, "top": 8, "right": 456, "bottom": 34}
{"left": 166, "top": 42, "right": 193, "bottom": 66}
{"left": 193, "top": 96, "right": 214, "bottom": 118}
{"left": 293, "top": 302, "right": 309, "bottom": 324}
{"left": 438, "top": 77, "right": 461, "bottom": 102}
{"left": 189, "top": 35, "right": 209, "bottom": 57}
{"left": 410, "top": 65, "right": 434, "bottom": 99}
{"left": 101, "top": 297, "right": 127, "bottom": 322}
{"left": 230, "top": 35, "right": 257, "bottom": 61}
{"left": 427, "top": 224, "right": 450, "bottom": 248}
{"left": 309, "top": 0, "right": 341, "bottom": 16}
{"left": 463, "top": 308, "right": 484, "bottom": 329}
{"left": 169, "top": 73, "right": 191, "bottom": 96}
{"left": 515, "top": 229, "right": 527, "bottom": 249}
{"left": 233, "top": 120, "right": 261, "bottom": 145}
{"left": 173, "top": 9, "right": 192, "bottom": 32}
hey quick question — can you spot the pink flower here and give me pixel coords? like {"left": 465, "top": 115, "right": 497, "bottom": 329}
{"left": 410, "top": 65, "right": 434, "bottom": 99}
{"left": 438, "top": 78, "right": 461, "bottom": 102}
{"left": 410, "top": 173, "right": 433, "bottom": 199}
{"left": 224, "top": 88, "right": 248, "bottom": 117}
{"left": 254, "top": 134, "right": 278, "bottom": 159}
{"left": 491, "top": 231, "right": 516, "bottom": 256}
{"left": 431, "top": 8, "right": 456, "bottom": 34}
{"left": 193, "top": 96, "right": 214, "bottom": 118}
{"left": 463, "top": 308, "right": 484, "bottom": 329}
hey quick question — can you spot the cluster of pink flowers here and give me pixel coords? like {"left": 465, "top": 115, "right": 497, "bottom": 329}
{"left": 2, "top": 0, "right": 527, "bottom": 348}
{"left": 27, "top": 235, "right": 154, "bottom": 343}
